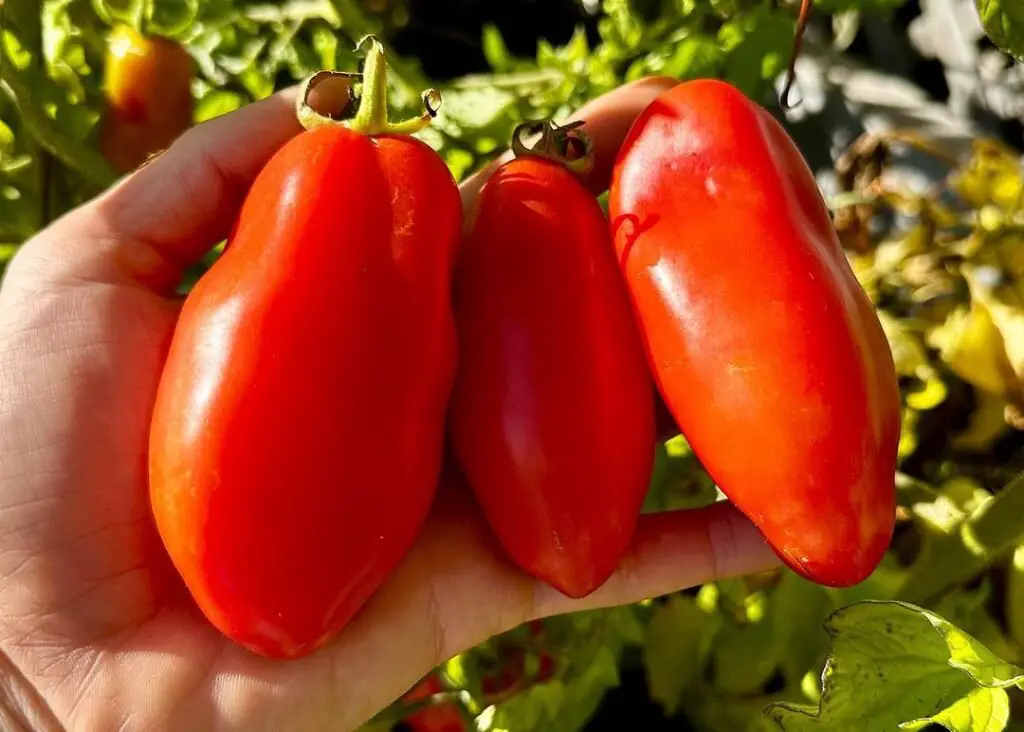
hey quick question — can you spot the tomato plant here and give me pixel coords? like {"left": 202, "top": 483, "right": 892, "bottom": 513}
{"left": 149, "top": 40, "right": 462, "bottom": 659}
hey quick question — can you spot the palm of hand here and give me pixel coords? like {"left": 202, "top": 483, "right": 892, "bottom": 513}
{"left": 0, "top": 78, "right": 774, "bottom": 732}
{"left": 0, "top": 261, "right": 532, "bottom": 730}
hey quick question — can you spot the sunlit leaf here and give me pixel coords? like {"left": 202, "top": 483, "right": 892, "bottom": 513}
{"left": 976, "top": 0, "right": 1024, "bottom": 63}
{"left": 765, "top": 601, "right": 1024, "bottom": 731}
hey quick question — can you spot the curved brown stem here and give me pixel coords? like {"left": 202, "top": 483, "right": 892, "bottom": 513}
{"left": 779, "top": 0, "right": 813, "bottom": 110}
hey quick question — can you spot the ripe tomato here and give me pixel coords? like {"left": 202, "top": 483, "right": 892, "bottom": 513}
{"left": 149, "top": 44, "right": 462, "bottom": 658}
{"left": 99, "top": 24, "right": 194, "bottom": 173}
{"left": 609, "top": 79, "right": 901, "bottom": 587}
{"left": 402, "top": 675, "right": 466, "bottom": 732}
{"left": 449, "top": 122, "right": 656, "bottom": 598}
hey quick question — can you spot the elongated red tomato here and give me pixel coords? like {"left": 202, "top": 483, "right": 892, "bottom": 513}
{"left": 609, "top": 79, "right": 900, "bottom": 587}
{"left": 450, "top": 126, "right": 656, "bottom": 598}
{"left": 149, "top": 47, "right": 461, "bottom": 658}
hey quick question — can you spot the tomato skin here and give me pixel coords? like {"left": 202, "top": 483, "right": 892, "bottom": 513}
{"left": 449, "top": 157, "right": 656, "bottom": 599}
{"left": 609, "top": 80, "right": 900, "bottom": 587}
{"left": 100, "top": 24, "right": 194, "bottom": 173}
{"left": 149, "top": 125, "right": 461, "bottom": 658}
{"left": 402, "top": 675, "right": 466, "bottom": 732}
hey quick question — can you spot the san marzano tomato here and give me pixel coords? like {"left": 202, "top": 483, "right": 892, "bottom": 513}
{"left": 450, "top": 121, "right": 656, "bottom": 598}
{"left": 148, "top": 41, "right": 462, "bottom": 658}
{"left": 609, "top": 79, "right": 900, "bottom": 587}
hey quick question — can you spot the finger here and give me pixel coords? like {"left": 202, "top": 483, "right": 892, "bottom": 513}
{"left": 18, "top": 77, "right": 353, "bottom": 292}
{"left": 459, "top": 75, "right": 676, "bottom": 222}
{"left": 314, "top": 493, "right": 778, "bottom": 731}
{"left": 532, "top": 502, "right": 780, "bottom": 618}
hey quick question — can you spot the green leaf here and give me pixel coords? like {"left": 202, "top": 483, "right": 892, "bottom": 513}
{"left": 898, "top": 472, "right": 1024, "bottom": 604}
{"left": 713, "top": 591, "right": 780, "bottom": 694}
{"left": 482, "top": 24, "right": 511, "bottom": 71}
{"left": 0, "top": 120, "right": 14, "bottom": 155}
{"left": 642, "top": 436, "right": 719, "bottom": 512}
{"left": 643, "top": 595, "right": 720, "bottom": 714}
{"left": 764, "top": 601, "right": 1024, "bottom": 732}
{"left": 900, "top": 686, "right": 1010, "bottom": 732}
{"left": 719, "top": 5, "right": 794, "bottom": 97}
{"left": 311, "top": 25, "right": 339, "bottom": 70}
{"left": 919, "top": 608, "right": 1024, "bottom": 688}
{"left": 770, "top": 573, "right": 835, "bottom": 686}
{"left": 976, "top": 0, "right": 1024, "bottom": 62}
{"left": 195, "top": 90, "right": 244, "bottom": 122}
{"left": 662, "top": 35, "right": 722, "bottom": 80}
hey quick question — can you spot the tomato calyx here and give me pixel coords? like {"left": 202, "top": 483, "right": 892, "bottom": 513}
{"left": 510, "top": 119, "right": 594, "bottom": 176}
{"left": 295, "top": 35, "right": 441, "bottom": 137}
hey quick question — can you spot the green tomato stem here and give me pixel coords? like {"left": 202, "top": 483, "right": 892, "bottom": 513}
{"left": 295, "top": 36, "right": 441, "bottom": 137}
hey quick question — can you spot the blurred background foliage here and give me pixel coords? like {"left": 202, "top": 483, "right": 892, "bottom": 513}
{"left": 3, "top": 0, "right": 1024, "bottom": 730}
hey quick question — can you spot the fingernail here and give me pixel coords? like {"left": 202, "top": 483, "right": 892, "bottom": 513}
{"left": 306, "top": 76, "right": 356, "bottom": 120}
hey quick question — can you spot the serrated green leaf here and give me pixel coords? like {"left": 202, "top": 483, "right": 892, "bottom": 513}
{"left": 765, "top": 601, "right": 1024, "bottom": 732}
{"left": 976, "top": 0, "right": 1024, "bottom": 62}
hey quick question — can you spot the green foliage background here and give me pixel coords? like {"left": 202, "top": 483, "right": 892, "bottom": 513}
{"left": 3, "top": 0, "right": 1024, "bottom": 730}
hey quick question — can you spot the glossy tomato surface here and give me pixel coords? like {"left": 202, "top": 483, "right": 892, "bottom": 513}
{"left": 100, "top": 24, "right": 194, "bottom": 172}
{"left": 609, "top": 79, "right": 900, "bottom": 587}
{"left": 450, "top": 157, "right": 656, "bottom": 599}
{"left": 150, "top": 125, "right": 462, "bottom": 658}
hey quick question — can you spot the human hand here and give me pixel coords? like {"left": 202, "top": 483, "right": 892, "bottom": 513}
{"left": 0, "top": 76, "right": 778, "bottom": 732}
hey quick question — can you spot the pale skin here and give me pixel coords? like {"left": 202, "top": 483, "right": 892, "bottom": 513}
{"left": 0, "top": 75, "right": 779, "bottom": 731}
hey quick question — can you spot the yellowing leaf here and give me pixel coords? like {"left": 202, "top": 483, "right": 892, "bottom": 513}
{"left": 953, "top": 139, "right": 1024, "bottom": 209}
{"left": 906, "top": 375, "right": 948, "bottom": 410}
{"left": 954, "top": 390, "right": 1013, "bottom": 452}
{"left": 970, "top": 279, "right": 1024, "bottom": 399}
{"left": 931, "top": 297, "right": 1019, "bottom": 399}
{"left": 880, "top": 311, "right": 931, "bottom": 378}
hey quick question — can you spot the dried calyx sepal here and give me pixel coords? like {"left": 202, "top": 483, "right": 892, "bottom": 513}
{"left": 510, "top": 119, "right": 595, "bottom": 176}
